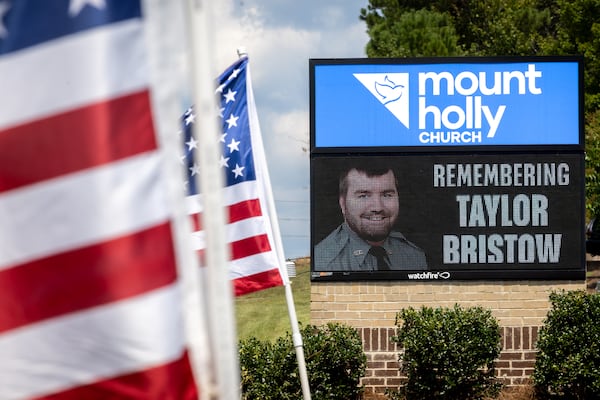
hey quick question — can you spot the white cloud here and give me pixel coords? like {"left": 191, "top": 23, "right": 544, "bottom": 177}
{"left": 261, "top": 109, "right": 309, "bottom": 176}
{"left": 211, "top": 0, "right": 368, "bottom": 106}
{"left": 204, "top": 0, "right": 369, "bottom": 257}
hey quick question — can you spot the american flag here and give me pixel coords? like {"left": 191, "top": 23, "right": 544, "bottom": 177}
{"left": 0, "top": 1, "right": 197, "bottom": 399}
{"left": 183, "top": 56, "right": 287, "bottom": 296}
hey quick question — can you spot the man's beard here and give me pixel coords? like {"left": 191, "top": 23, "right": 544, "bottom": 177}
{"left": 346, "top": 212, "right": 395, "bottom": 243}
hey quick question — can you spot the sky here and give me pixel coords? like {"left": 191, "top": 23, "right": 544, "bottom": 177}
{"left": 209, "top": 0, "right": 370, "bottom": 259}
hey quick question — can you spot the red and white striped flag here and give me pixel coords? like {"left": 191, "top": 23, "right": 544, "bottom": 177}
{"left": 0, "top": 1, "right": 198, "bottom": 399}
{"left": 182, "top": 56, "right": 288, "bottom": 296}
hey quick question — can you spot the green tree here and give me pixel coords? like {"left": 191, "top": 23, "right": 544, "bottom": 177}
{"left": 360, "top": 0, "right": 552, "bottom": 57}
{"left": 538, "top": 0, "right": 600, "bottom": 111}
{"left": 586, "top": 109, "right": 600, "bottom": 217}
{"left": 362, "top": 7, "right": 463, "bottom": 57}
{"left": 539, "top": 0, "right": 600, "bottom": 215}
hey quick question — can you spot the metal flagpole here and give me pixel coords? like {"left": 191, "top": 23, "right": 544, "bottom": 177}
{"left": 285, "top": 284, "right": 312, "bottom": 400}
{"left": 141, "top": 1, "right": 210, "bottom": 397}
{"left": 185, "top": 1, "right": 240, "bottom": 399}
{"left": 239, "top": 48, "right": 312, "bottom": 400}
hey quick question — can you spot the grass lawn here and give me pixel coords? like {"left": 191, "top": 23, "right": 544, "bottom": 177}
{"left": 235, "top": 257, "right": 311, "bottom": 342}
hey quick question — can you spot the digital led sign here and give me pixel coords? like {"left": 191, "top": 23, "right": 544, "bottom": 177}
{"left": 310, "top": 57, "right": 585, "bottom": 281}
{"left": 312, "top": 58, "right": 582, "bottom": 149}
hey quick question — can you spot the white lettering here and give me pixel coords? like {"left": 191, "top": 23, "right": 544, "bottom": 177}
{"left": 416, "top": 65, "right": 542, "bottom": 140}
{"left": 455, "top": 71, "right": 478, "bottom": 95}
{"left": 525, "top": 64, "right": 543, "bottom": 94}
{"left": 443, "top": 233, "right": 562, "bottom": 264}
{"left": 419, "top": 130, "right": 483, "bottom": 144}
{"left": 482, "top": 104, "right": 506, "bottom": 138}
{"left": 443, "top": 235, "right": 460, "bottom": 263}
{"left": 418, "top": 96, "right": 506, "bottom": 138}
{"left": 432, "top": 163, "right": 570, "bottom": 187}
{"left": 418, "top": 64, "right": 543, "bottom": 96}
{"left": 455, "top": 194, "right": 549, "bottom": 227}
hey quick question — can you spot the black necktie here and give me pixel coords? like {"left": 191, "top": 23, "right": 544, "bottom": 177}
{"left": 369, "top": 246, "right": 389, "bottom": 270}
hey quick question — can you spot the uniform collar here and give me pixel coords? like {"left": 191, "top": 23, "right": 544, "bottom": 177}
{"left": 341, "top": 223, "right": 391, "bottom": 263}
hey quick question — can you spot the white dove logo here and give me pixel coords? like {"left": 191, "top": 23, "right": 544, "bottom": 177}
{"left": 354, "top": 72, "right": 410, "bottom": 129}
{"left": 375, "top": 76, "right": 404, "bottom": 104}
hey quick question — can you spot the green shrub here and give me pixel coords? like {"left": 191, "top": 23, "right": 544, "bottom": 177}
{"left": 388, "top": 304, "right": 502, "bottom": 400}
{"left": 239, "top": 336, "right": 298, "bottom": 399}
{"left": 239, "top": 323, "right": 366, "bottom": 399}
{"left": 533, "top": 290, "right": 600, "bottom": 399}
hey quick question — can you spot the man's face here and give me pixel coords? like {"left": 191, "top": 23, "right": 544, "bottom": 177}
{"left": 339, "top": 169, "right": 399, "bottom": 244}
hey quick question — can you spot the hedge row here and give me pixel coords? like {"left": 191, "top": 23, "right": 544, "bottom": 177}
{"left": 239, "top": 290, "right": 600, "bottom": 400}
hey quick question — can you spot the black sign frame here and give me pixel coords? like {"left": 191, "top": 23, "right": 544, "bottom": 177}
{"left": 310, "top": 56, "right": 585, "bottom": 281}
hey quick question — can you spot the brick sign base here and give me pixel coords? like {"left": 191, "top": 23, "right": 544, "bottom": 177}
{"left": 357, "top": 326, "right": 539, "bottom": 398}
{"left": 310, "top": 280, "right": 584, "bottom": 398}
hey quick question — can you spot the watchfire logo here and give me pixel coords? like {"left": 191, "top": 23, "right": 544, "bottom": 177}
{"left": 354, "top": 64, "right": 543, "bottom": 144}
{"left": 407, "top": 271, "right": 451, "bottom": 280}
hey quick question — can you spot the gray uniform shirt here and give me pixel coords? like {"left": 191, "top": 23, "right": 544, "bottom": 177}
{"left": 314, "top": 223, "right": 427, "bottom": 271}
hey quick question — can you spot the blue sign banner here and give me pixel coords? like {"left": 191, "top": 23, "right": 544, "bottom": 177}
{"left": 312, "top": 58, "right": 581, "bottom": 148}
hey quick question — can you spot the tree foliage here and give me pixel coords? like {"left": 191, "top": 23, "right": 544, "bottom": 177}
{"left": 360, "top": 0, "right": 600, "bottom": 215}
{"left": 533, "top": 290, "right": 600, "bottom": 399}
{"left": 586, "top": 109, "right": 600, "bottom": 217}
{"left": 363, "top": 7, "right": 463, "bottom": 57}
{"left": 360, "top": 0, "right": 552, "bottom": 57}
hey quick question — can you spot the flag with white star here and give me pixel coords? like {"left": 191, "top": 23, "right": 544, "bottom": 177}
{"left": 0, "top": 1, "right": 197, "bottom": 399}
{"left": 183, "top": 56, "right": 287, "bottom": 296}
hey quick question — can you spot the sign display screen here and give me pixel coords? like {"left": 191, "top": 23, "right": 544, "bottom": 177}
{"left": 312, "top": 58, "right": 582, "bottom": 149}
{"left": 311, "top": 153, "right": 584, "bottom": 280}
{"left": 310, "top": 57, "right": 585, "bottom": 281}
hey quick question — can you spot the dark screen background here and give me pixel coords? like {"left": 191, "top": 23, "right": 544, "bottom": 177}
{"left": 311, "top": 152, "right": 584, "bottom": 276}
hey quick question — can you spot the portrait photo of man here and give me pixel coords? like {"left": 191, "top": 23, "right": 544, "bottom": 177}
{"left": 313, "top": 158, "right": 428, "bottom": 272}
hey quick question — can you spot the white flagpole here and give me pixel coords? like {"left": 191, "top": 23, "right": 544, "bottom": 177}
{"left": 240, "top": 48, "right": 312, "bottom": 400}
{"left": 284, "top": 284, "right": 312, "bottom": 400}
{"left": 186, "top": 1, "right": 240, "bottom": 399}
{"left": 141, "top": 1, "right": 210, "bottom": 397}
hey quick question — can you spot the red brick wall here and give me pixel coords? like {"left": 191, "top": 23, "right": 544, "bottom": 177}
{"left": 359, "top": 327, "right": 401, "bottom": 398}
{"left": 358, "top": 326, "right": 540, "bottom": 398}
{"left": 497, "top": 326, "right": 539, "bottom": 385}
